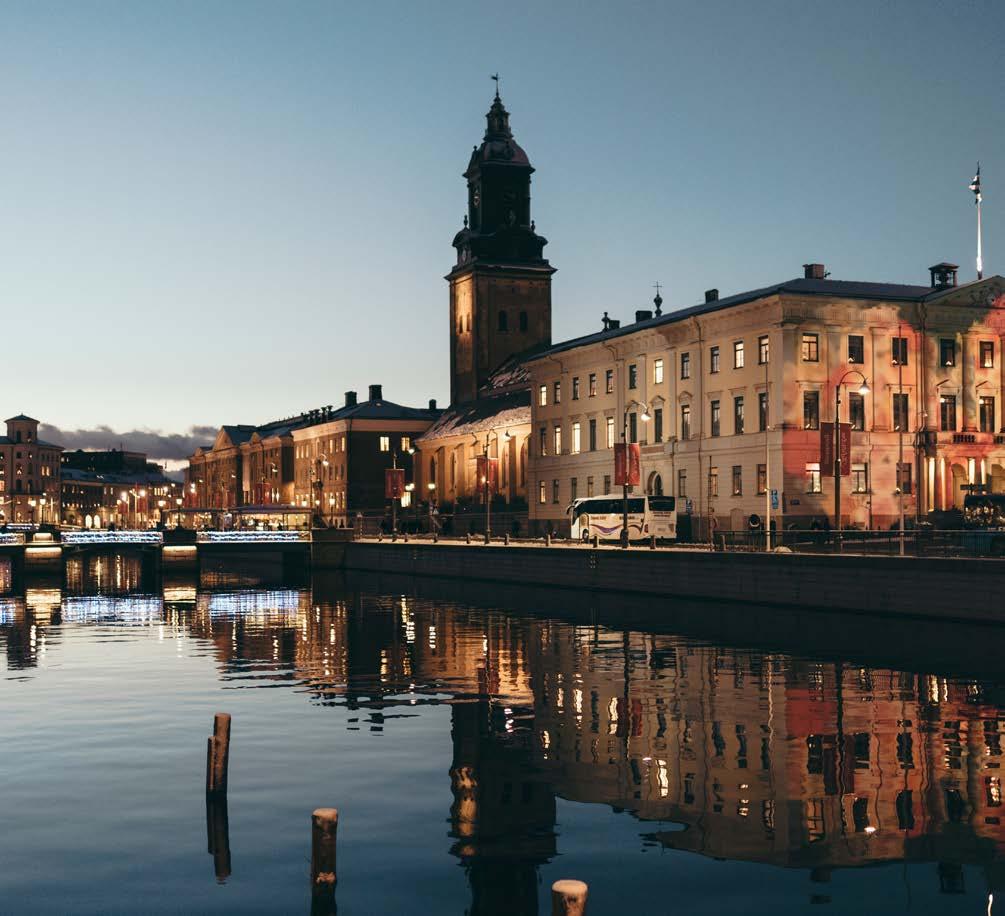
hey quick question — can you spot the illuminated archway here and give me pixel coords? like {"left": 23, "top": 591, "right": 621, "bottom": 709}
{"left": 950, "top": 463, "right": 967, "bottom": 509}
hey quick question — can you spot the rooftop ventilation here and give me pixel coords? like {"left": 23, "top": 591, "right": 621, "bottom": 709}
{"left": 428, "top": 399, "right": 437, "bottom": 411}
{"left": 344, "top": 391, "right": 357, "bottom": 407}
{"left": 929, "top": 262, "right": 958, "bottom": 289}
{"left": 635, "top": 309, "right": 653, "bottom": 323}
{"left": 368, "top": 384, "right": 383, "bottom": 402}
{"left": 705, "top": 289, "right": 719, "bottom": 303}
{"left": 803, "top": 263, "right": 827, "bottom": 280}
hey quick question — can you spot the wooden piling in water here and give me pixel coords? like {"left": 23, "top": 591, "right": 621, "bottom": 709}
{"left": 551, "top": 879, "right": 588, "bottom": 915}
{"left": 311, "top": 808, "right": 339, "bottom": 889}
{"left": 206, "top": 713, "right": 232, "bottom": 795}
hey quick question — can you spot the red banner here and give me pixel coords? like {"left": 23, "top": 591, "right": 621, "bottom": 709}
{"left": 475, "top": 456, "right": 499, "bottom": 494}
{"left": 385, "top": 468, "right": 406, "bottom": 499}
{"left": 820, "top": 422, "right": 851, "bottom": 476}
{"left": 614, "top": 443, "right": 641, "bottom": 487}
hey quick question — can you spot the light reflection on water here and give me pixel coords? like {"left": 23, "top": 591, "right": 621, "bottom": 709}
{"left": 1, "top": 569, "right": 1004, "bottom": 914}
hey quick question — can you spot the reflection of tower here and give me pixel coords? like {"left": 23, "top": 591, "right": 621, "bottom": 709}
{"left": 449, "top": 701, "right": 556, "bottom": 916}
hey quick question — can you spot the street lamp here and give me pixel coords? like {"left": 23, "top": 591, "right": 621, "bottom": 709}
{"left": 477, "top": 430, "right": 511, "bottom": 543}
{"left": 620, "top": 401, "right": 650, "bottom": 548}
{"left": 833, "top": 370, "right": 870, "bottom": 544}
{"left": 28, "top": 498, "right": 36, "bottom": 526}
{"left": 426, "top": 481, "right": 437, "bottom": 534}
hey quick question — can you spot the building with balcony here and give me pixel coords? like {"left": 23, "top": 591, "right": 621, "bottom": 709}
{"left": 526, "top": 262, "right": 1005, "bottom": 534}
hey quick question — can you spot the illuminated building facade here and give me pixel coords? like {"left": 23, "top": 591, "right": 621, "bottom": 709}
{"left": 414, "top": 91, "right": 552, "bottom": 515}
{"left": 0, "top": 415, "right": 62, "bottom": 525}
{"left": 527, "top": 264, "right": 1005, "bottom": 533}
{"left": 60, "top": 449, "right": 182, "bottom": 529}
{"left": 290, "top": 385, "right": 439, "bottom": 527}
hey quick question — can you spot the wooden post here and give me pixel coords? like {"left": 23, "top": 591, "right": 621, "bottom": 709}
{"left": 551, "top": 879, "right": 588, "bottom": 916}
{"left": 311, "top": 808, "right": 339, "bottom": 889}
{"left": 206, "top": 713, "right": 231, "bottom": 795}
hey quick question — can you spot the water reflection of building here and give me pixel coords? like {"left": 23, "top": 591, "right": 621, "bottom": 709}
{"left": 7, "top": 579, "right": 1005, "bottom": 901}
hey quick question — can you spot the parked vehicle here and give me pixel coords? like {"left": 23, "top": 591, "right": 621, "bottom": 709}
{"left": 962, "top": 493, "right": 1005, "bottom": 556}
{"left": 568, "top": 495, "right": 677, "bottom": 543}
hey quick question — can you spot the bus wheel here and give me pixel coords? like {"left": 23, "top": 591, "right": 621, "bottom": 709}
{"left": 581, "top": 530, "right": 592, "bottom": 543}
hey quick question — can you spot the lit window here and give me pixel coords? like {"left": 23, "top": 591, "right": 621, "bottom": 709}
{"left": 940, "top": 338, "right": 956, "bottom": 367}
{"left": 554, "top": 425, "right": 562, "bottom": 455}
{"left": 539, "top": 385, "right": 547, "bottom": 407}
{"left": 571, "top": 422, "right": 581, "bottom": 454}
{"left": 981, "top": 340, "right": 995, "bottom": 368}
{"left": 588, "top": 373, "right": 597, "bottom": 397}
{"left": 379, "top": 436, "right": 390, "bottom": 452}
{"left": 606, "top": 417, "right": 615, "bottom": 449}
{"left": 805, "top": 463, "right": 821, "bottom": 493}
{"left": 801, "top": 333, "right": 819, "bottom": 362}
{"left": 758, "top": 336, "right": 769, "bottom": 365}
{"left": 539, "top": 481, "right": 546, "bottom": 504}
{"left": 605, "top": 369, "right": 614, "bottom": 393}
{"left": 733, "top": 341, "right": 744, "bottom": 369}
{"left": 848, "top": 335, "right": 864, "bottom": 364}
{"left": 401, "top": 436, "right": 411, "bottom": 451}
{"left": 851, "top": 462, "right": 868, "bottom": 494}
{"left": 680, "top": 404, "right": 691, "bottom": 440}
{"left": 653, "top": 358, "right": 664, "bottom": 384}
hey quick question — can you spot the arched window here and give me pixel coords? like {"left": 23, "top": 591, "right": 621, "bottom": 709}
{"left": 519, "top": 311, "right": 528, "bottom": 332}
{"left": 498, "top": 310, "right": 508, "bottom": 332}
{"left": 648, "top": 472, "right": 663, "bottom": 496}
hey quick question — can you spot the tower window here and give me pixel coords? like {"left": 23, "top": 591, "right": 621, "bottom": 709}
{"left": 498, "top": 310, "right": 508, "bottom": 332}
{"left": 519, "top": 311, "right": 528, "bottom": 332}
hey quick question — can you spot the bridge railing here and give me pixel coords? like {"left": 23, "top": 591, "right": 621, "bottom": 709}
{"left": 61, "top": 531, "right": 165, "bottom": 546}
{"left": 0, "top": 532, "right": 26, "bottom": 546}
{"left": 195, "top": 530, "right": 311, "bottom": 544}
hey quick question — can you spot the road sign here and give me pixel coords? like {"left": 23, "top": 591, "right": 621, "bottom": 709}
{"left": 771, "top": 489, "right": 779, "bottom": 510}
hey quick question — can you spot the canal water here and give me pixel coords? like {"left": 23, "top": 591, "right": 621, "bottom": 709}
{"left": 2, "top": 561, "right": 1003, "bottom": 914}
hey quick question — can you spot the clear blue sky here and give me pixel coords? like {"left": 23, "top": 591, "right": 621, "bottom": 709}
{"left": 3, "top": 0, "right": 1001, "bottom": 456}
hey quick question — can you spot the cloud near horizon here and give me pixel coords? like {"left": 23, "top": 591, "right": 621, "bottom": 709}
{"left": 39, "top": 423, "right": 217, "bottom": 462}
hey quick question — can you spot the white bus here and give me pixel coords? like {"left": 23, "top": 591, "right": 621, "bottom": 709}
{"left": 568, "top": 495, "right": 677, "bottom": 543}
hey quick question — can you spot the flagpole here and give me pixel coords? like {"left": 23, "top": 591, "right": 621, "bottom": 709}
{"left": 971, "top": 162, "right": 983, "bottom": 280}
{"left": 977, "top": 191, "right": 983, "bottom": 280}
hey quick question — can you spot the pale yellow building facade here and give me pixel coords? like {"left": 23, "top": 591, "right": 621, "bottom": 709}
{"left": 528, "top": 263, "right": 1005, "bottom": 535}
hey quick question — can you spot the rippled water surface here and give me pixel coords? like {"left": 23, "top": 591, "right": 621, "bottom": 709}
{"left": 2, "top": 565, "right": 1004, "bottom": 914}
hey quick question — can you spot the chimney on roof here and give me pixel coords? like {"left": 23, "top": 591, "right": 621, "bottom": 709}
{"left": 344, "top": 391, "right": 357, "bottom": 408}
{"left": 704, "top": 289, "right": 719, "bottom": 303}
{"left": 608, "top": 319, "right": 621, "bottom": 330}
{"left": 929, "top": 262, "right": 959, "bottom": 289}
{"left": 368, "top": 384, "right": 383, "bottom": 402}
{"left": 428, "top": 399, "right": 437, "bottom": 411}
{"left": 803, "top": 263, "right": 827, "bottom": 280}
{"left": 635, "top": 309, "right": 653, "bottom": 323}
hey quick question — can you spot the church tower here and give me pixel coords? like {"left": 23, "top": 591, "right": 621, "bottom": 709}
{"left": 448, "top": 90, "right": 555, "bottom": 405}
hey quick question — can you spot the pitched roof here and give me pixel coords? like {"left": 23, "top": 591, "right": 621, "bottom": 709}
{"left": 529, "top": 275, "right": 1002, "bottom": 361}
{"left": 418, "top": 389, "right": 529, "bottom": 442}
{"left": 5, "top": 414, "right": 37, "bottom": 423}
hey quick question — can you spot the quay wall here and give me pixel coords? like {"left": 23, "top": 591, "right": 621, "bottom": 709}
{"left": 324, "top": 541, "right": 1002, "bottom": 623}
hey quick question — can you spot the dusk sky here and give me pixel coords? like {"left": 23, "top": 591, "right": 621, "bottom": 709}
{"left": 4, "top": 0, "right": 1002, "bottom": 459}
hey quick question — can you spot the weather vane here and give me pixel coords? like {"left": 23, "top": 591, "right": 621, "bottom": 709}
{"left": 491, "top": 73, "right": 500, "bottom": 97}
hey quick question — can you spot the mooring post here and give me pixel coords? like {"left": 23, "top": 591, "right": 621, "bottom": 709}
{"left": 545, "top": 533, "right": 552, "bottom": 546}
{"left": 551, "top": 879, "right": 588, "bottom": 915}
{"left": 592, "top": 534, "right": 599, "bottom": 549}
{"left": 311, "top": 808, "right": 339, "bottom": 890}
{"left": 503, "top": 533, "right": 510, "bottom": 545}
{"left": 206, "top": 713, "right": 232, "bottom": 795}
